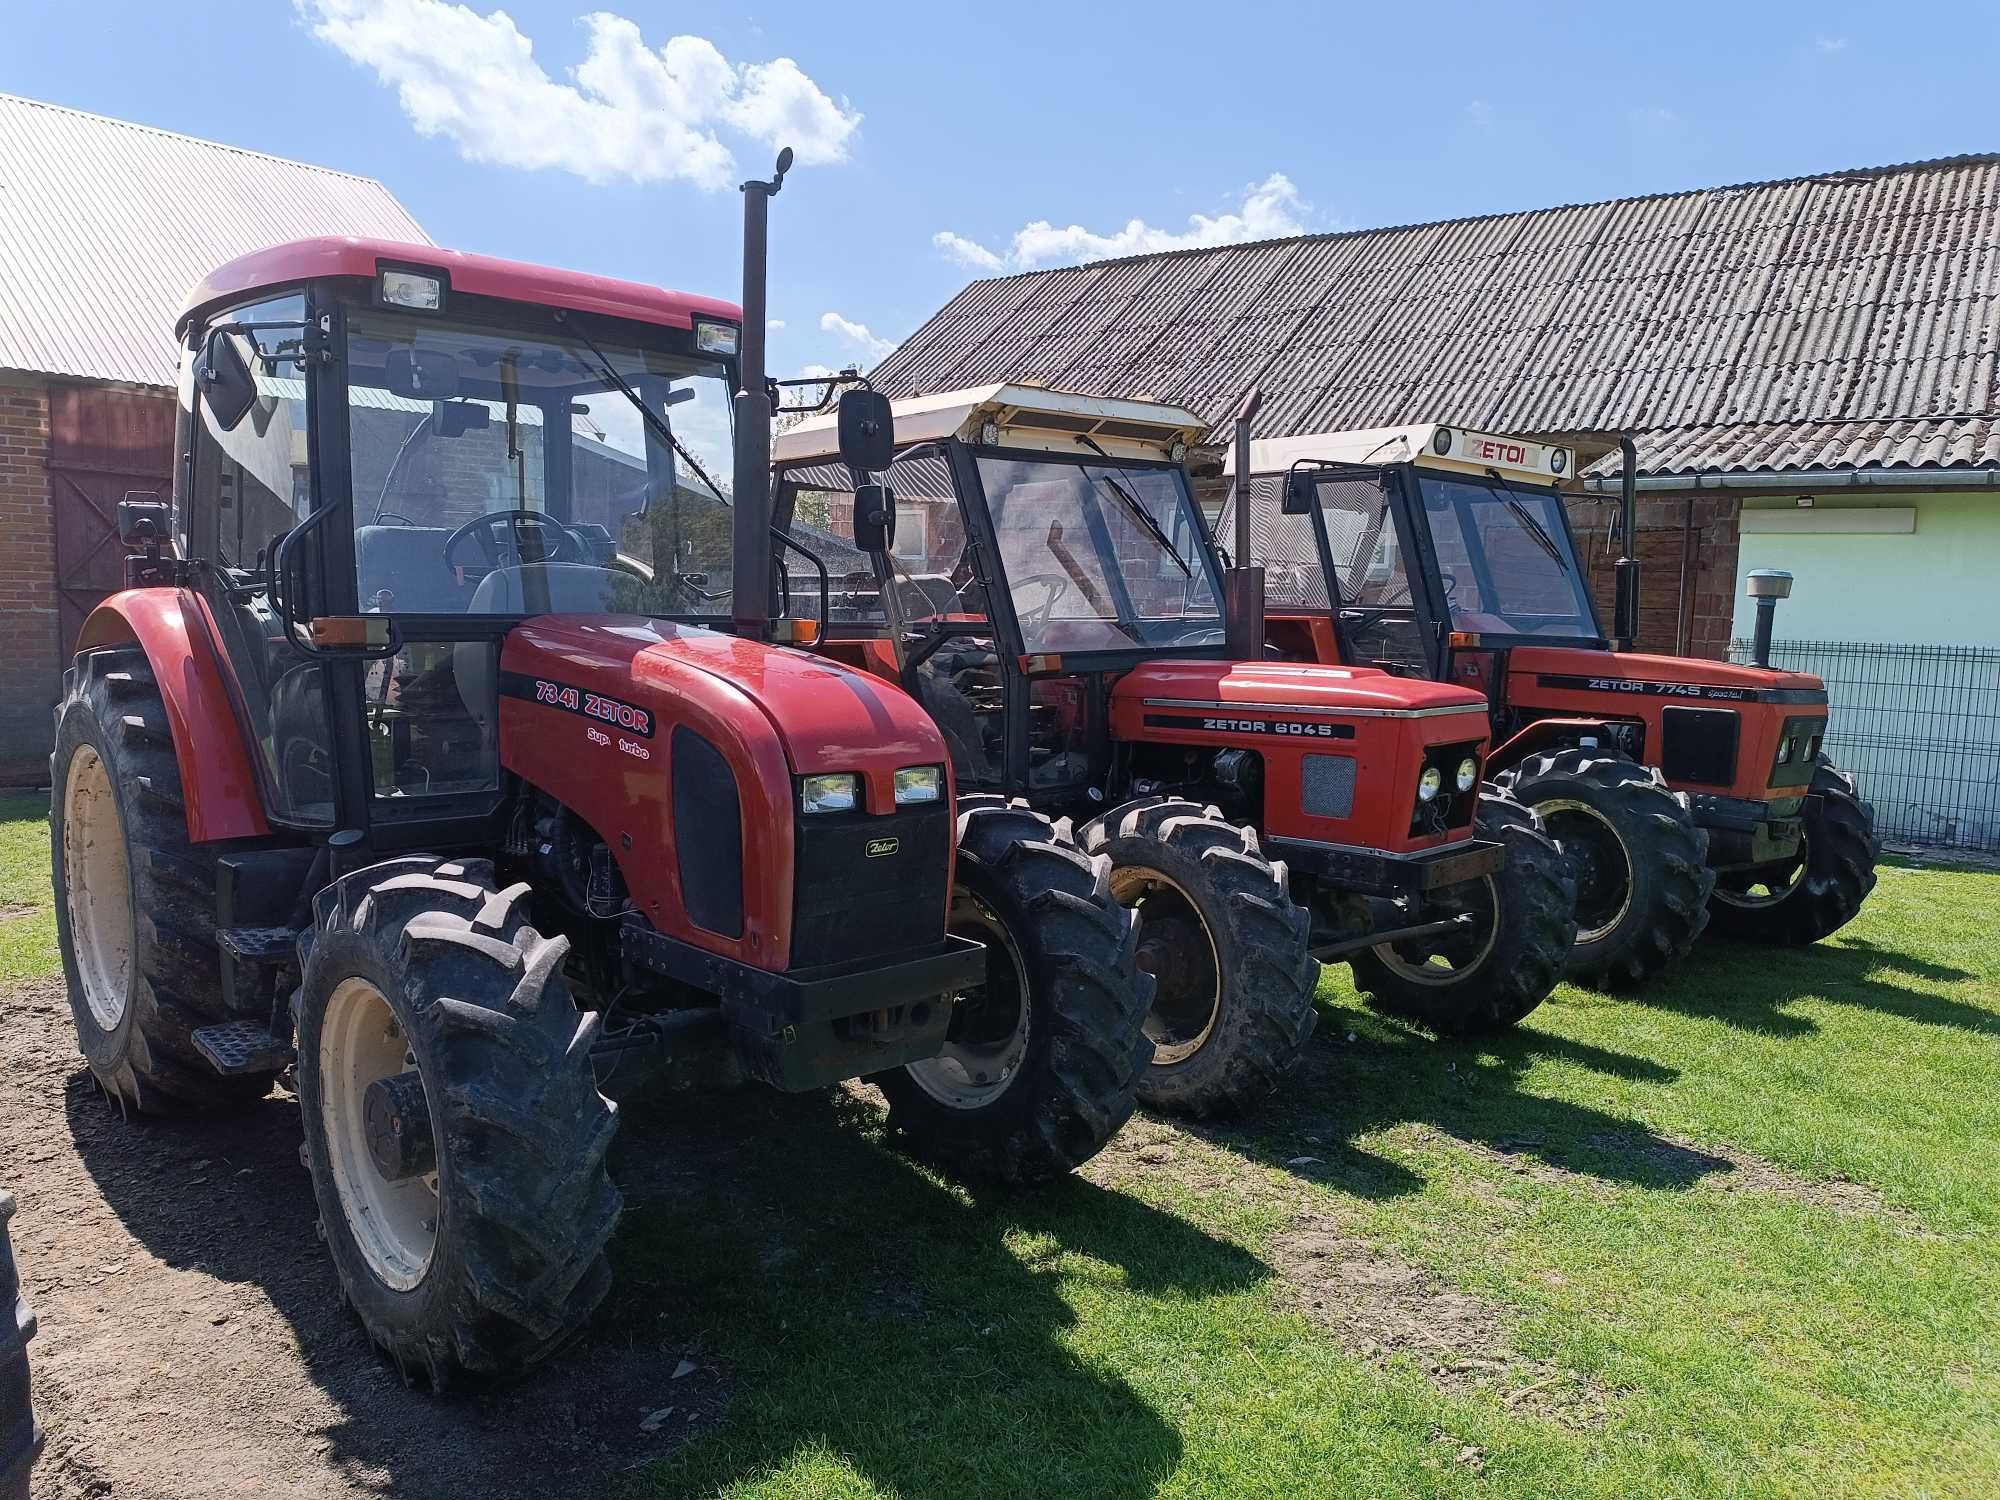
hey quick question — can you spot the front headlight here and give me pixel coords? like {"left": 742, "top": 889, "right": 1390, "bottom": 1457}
{"left": 800, "top": 772, "right": 859, "bottom": 814}
{"left": 1455, "top": 757, "right": 1478, "bottom": 794}
{"left": 1417, "top": 766, "right": 1444, "bottom": 803}
{"left": 894, "top": 765, "right": 943, "bottom": 804}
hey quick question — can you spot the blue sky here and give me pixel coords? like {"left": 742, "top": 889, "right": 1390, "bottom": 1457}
{"left": 7, "top": 1, "right": 1997, "bottom": 378}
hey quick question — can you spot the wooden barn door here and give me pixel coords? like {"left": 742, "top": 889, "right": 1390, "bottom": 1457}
{"left": 48, "top": 383, "right": 176, "bottom": 654}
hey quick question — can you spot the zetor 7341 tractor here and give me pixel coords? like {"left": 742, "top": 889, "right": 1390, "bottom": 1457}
{"left": 49, "top": 155, "right": 1153, "bottom": 1386}
{"left": 769, "top": 384, "right": 1576, "bottom": 1116}
{"left": 1239, "top": 424, "right": 1880, "bottom": 986}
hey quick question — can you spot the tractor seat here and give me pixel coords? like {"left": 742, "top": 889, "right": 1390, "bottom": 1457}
{"left": 353, "top": 524, "right": 467, "bottom": 614}
{"left": 453, "top": 563, "right": 632, "bottom": 726}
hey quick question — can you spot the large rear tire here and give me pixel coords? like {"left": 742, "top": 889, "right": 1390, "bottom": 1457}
{"left": 297, "top": 857, "right": 620, "bottom": 1386}
{"left": 1350, "top": 786, "right": 1577, "bottom": 1034}
{"left": 1079, "top": 799, "right": 1320, "bottom": 1118}
{"left": 876, "top": 799, "right": 1152, "bottom": 1184}
{"left": 49, "top": 647, "right": 269, "bottom": 1115}
{"left": 1707, "top": 758, "right": 1880, "bottom": 945}
{"left": 1, "top": 1190, "right": 39, "bottom": 1500}
{"left": 1500, "top": 748, "right": 1714, "bottom": 989}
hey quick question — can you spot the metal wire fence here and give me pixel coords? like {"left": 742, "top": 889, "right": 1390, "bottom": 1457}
{"left": 1727, "top": 638, "right": 2000, "bottom": 852}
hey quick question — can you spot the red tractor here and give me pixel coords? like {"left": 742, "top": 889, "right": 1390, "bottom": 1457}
{"left": 1237, "top": 424, "right": 1880, "bottom": 985}
{"left": 769, "top": 384, "right": 1576, "bottom": 1116}
{"left": 48, "top": 156, "right": 1154, "bottom": 1385}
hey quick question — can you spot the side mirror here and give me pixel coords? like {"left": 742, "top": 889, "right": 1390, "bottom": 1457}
{"left": 197, "top": 328, "right": 258, "bottom": 432}
{"left": 117, "top": 493, "right": 170, "bottom": 549}
{"left": 1282, "top": 471, "right": 1316, "bottom": 515}
{"left": 836, "top": 387, "right": 895, "bottom": 473}
{"left": 432, "top": 399, "right": 491, "bottom": 438}
{"left": 386, "top": 348, "right": 460, "bottom": 400}
{"left": 852, "top": 481, "right": 897, "bottom": 553}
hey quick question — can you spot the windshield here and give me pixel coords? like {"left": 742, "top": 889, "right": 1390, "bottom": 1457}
{"left": 1416, "top": 474, "right": 1598, "bottom": 639}
{"left": 344, "top": 309, "right": 734, "bottom": 616}
{"left": 975, "top": 454, "right": 1221, "bottom": 654}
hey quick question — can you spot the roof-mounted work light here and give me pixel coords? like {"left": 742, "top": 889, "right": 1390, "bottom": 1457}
{"left": 377, "top": 266, "right": 445, "bottom": 312}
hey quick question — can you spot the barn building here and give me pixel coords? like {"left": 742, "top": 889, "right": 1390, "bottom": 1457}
{"left": 0, "top": 92, "right": 427, "bottom": 783}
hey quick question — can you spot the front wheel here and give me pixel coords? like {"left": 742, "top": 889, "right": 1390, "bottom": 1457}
{"left": 876, "top": 799, "right": 1152, "bottom": 1184}
{"left": 1501, "top": 749, "right": 1714, "bottom": 989}
{"left": 298, "top": 856, "right": 621, "bottom": 1387}
{"left": 1351, "top": 787, "right": 1578, "bottom": 1034}
{"left": 1707, "top": 758, "right": 1880, "bottom": 945}
{"left": 1079, "top": 799, "right": 1320, "bottom": 1118}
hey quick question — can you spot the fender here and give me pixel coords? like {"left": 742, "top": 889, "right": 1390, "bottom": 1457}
{"left": 74, "top": 590, "right": 271, "bottom": 843}
{"left": 1485, "top": 716, "right": 1621, "bottom": 779}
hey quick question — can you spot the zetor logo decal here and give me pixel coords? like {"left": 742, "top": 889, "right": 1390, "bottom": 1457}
{"left": 1539, "top": 673, "right": 1757, "bottom": 703}
{"left": 1205, "top": 717, "right": 1342, "bottom": 737}
{"left": 865, "top": 837, "right": 900, "bottom": 858}
{"left": 1463, "top": 435, "right": 1530, "bottom": 465}
{"left": 514, "top": 675, "right": 656, "bottom": 737}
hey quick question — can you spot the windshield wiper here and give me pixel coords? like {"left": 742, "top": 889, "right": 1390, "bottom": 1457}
{"left": 556, "top": 312, "right": 731, "bottom": 509}
{"left": 1075, "top": 436, "right": 1192, "bottom": 578}
{"left": 1472, "top": 468, "right": 1569, "bottom": 572}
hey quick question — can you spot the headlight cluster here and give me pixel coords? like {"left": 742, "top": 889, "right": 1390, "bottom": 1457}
{"left": 799, "top": 765, "right": 945, "bottom": 814}
{"left": 1416, "top": 756, "right": 1481, "bottom": 804}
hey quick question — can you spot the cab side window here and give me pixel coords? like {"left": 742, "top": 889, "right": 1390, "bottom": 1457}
{"left": 184, "top": 295, "right": 311, "bottom": 572}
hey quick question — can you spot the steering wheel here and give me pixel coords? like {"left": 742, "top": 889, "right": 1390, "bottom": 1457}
{"left": 442, "top": 510, "right": 582, "bottom": 574}
{"left": 1010, "top": 573, "right": 1072, "bottom": 632}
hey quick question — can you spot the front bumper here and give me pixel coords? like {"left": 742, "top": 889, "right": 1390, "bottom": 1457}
{"left": 1267, "top": 834, "right": 1504, "bottom": 898}
{"left": 621, "top": 919, "right": 985, "bottom": 1091}
{"left": 1687, "top": 792, "right": 1808, "bottom": 871}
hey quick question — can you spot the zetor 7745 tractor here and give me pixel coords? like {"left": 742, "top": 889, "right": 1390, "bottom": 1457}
{"left": 49, "top": 155, "right": 1154, "bottom": 1386}
{"left": 769, "top": 384, "right": 1576, "bottom": 1116}
{"left": 1238, "top": 424, "right": 1880, "bottom": 986}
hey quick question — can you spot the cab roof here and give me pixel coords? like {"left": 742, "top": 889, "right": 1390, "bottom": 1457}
{"left": 1234, "top": 424, "right": 1577, "bottom": 485}
{"left": 772, "top": 382, "right": 1210, "bottom": 467}
{"left": 178, "top": 236, "right": 740, "bottom": 338}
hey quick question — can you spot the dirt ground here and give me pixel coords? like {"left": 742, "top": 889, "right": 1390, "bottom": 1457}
{"left": 3, "top": 977, "right": 725, "bottom": 1500}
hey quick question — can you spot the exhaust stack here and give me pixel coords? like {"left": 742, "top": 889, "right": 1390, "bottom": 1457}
{"left": 731, "top": 148, "right": 792, "bottom": 641}
{"left": 1223, "top": 387, "right": 1266, "bottom": 661}
{"left": 1746, "top": 568, "right": 1793, "bottom": 669}
{"left": 1611, "top": 433, "right": 1640, "bottom": 651}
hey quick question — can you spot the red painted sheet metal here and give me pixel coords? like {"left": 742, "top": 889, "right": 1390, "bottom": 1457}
{"left": 1113, "top": 658, "right": 1491, "bottom": 716}
{"left": 181, "top": 237, "right": 740, "bottom": 336}
{"left": 499, "top": 617, "right": 953, "bottom": 971}
{"left": 73, "top": 590, "right": 271, "bottom": 842}
{"left": 1505, "top": 646, "right": 1823, "bottom": 695}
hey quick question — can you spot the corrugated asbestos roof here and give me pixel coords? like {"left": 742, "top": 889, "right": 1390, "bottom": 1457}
{"left": 871, "top": 155, "right": 2000, "bottom": 478}
{"left": 0, "top": 93, "right": 430, "bottom": 388}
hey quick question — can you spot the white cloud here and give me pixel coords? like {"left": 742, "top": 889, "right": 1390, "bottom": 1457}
{"left": 1464, "top": 98, "right": 1494, "bottom": 131}
{"left": 933, "top": 172, "right": 1308, "bottom": 273}
{"left": 819, "top": 311, "right": 896, "bottom": 360}
{"left": 767, "top": 319, "right": 786, "bottom": 330}
{"left": 1817, "top": 35, "right": 1848, "bottom": 51}
{"left": 1629, "top": 104, "right": 1679, "bottom": 133}
{"left": 300, "top": 1, "right": 861, "bottom": 190}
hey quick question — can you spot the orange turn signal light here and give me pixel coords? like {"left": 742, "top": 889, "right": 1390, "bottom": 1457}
{"left": 1448, "top": 631, "right": 1480, "bottom": 649}
{"left": 1021, "top": 653, "right": 1064, "bottom": 674}
{"left": 771, "top": 618, "right": 821, "bottom": 646}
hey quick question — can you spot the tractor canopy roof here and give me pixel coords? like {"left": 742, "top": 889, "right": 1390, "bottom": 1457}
{"left": 178, "top": 235, "right": 740, "bottom": 340}
{"left": 1236, "top": 424, "right": 1579, "bottom": 487}
{"left": 773, "top": 382, "right": 1211, "bottom": 468}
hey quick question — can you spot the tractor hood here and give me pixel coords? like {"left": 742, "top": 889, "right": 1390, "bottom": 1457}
{"left": 503, "top": 616, "right": 949, "bottom": 793}
{"left": 1113, "top": 659, "right": 1490, "bottom": 718}
{"left": 1506, "top": 646, "right": 1826, "bottom": 700}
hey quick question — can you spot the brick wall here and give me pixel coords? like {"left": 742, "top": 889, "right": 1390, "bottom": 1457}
{"left": 1564, "top": 489, "right": 1742, "bottom": 660}
{"left": 0, "top": 376, "right": 55, "bottom": 786}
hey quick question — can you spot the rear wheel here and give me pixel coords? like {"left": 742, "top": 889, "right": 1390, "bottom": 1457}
{"left": 50, "top": 648, "right": 268, "bottom": 1115}
{"left": 877, "top": 799, "right": 1152, "bottom": 1183}
{"left": 1501, "top": 748, "right": 1714, "bottom": 989}
{"left": 1351, "top": 787, "right": 1577, "bottom": 1034}
{"left": 298, "top": 857, "right": 620, "bottom": 1386}
{"left": 1079, "top": 799, "right": 1320, "bottom": 1118}
{"left": 1707, "top": 758, "right": 1879, "bottom": 945}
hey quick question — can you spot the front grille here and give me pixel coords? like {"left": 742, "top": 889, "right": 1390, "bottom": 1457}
{"left": 1301, "top": 754, "right": 1358, "bottom": 818}
{"left": 791, "top": 802, "right": 952, "bottom": 968}
{"left": 1661, "top": 706, "right": 1741, "bottom": 786}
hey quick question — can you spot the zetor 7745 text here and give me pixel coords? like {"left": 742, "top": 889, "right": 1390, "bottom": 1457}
{"left": 49, "top": 153, "right": 1155, "bottom": 1387}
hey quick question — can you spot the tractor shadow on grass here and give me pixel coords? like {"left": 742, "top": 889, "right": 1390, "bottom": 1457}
{"left": 1623, "top": 934, "right": 1994, "bottom": 1039}
{"left": 63, "top": 1070, "right": 1259, "bottom": 1499}
{"left": 1184, "top": 1012, "right": 1712, "bottom": 1200}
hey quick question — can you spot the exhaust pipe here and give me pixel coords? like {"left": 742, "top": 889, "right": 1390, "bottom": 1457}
{"left": 731, "top": 148, "right": 793, "bottom": 641}
{"left": 1223, "top": 388, "right": 1266, "bottom": 661}
{"left": 1612, "top": 433, "right": 1640, "bottom": 651}
{"left": 1746, "top": 569, "right": 1793, "bottom": 669}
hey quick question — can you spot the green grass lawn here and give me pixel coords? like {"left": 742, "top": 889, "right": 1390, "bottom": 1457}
{"left": 4, "top": 792, "right": 1994, "bottom": 1498}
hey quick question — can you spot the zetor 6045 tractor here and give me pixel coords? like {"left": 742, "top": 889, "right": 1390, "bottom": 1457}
{"left": 770, "top": 385, "right": 1576, "bottom": 1116}
{"left": 49, "top": 159, "right": 1153, "bottom": 1385}
{"left": 1239, "top": 424, "right": 1880, "bottom": 986}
